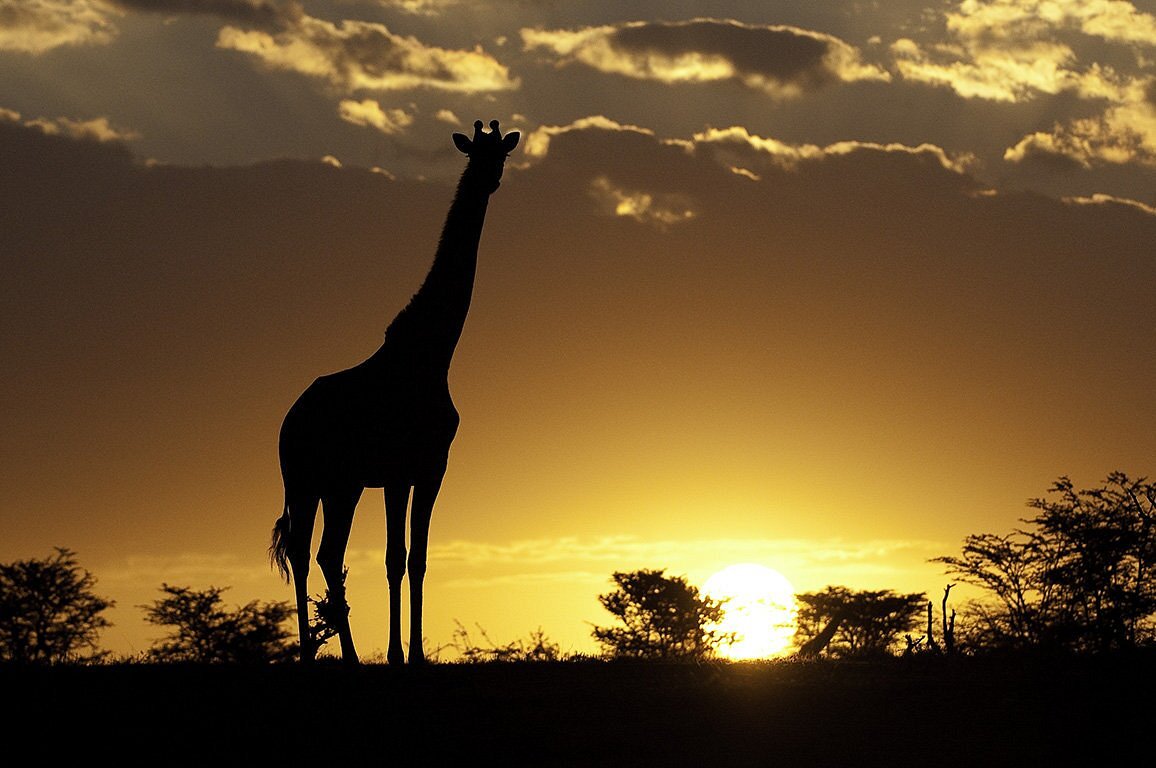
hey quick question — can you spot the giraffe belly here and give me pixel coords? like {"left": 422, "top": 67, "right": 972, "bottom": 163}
{"left": 355, "top": 404, "right": 460, "bottom": 488}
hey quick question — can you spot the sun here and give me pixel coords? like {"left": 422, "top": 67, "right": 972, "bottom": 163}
{"left": 703, "top": 563, "right": 797, "bottom": 660}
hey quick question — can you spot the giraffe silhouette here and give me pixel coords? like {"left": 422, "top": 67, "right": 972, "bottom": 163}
{"left": 270, "top": 120, "right": 520, "bottom": 665}
{"left": 795, "top": 608, "right": 847, "bottom": 659}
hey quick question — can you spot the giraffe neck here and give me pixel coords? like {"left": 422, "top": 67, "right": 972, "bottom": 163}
{"left": 382, "top": 164, "right": 494, "bottom": 372}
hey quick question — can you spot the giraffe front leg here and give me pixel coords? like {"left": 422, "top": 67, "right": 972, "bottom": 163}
{"left": 407, "top": 464, "right": 446, "bottom": 665}
{"left": 292, "top": 571, "right": 315, "bottom": 663}
{"left": 384, "top": 481, "right": 412, "bottom": 666}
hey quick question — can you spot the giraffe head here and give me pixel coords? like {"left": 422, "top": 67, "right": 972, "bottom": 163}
{"left": 453, "top": 119, "right": 520, "bottom": 193}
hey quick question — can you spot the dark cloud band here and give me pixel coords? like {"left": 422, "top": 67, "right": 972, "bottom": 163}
{"left": 521, "top": 18, "right": 886, "bottom": 97}
{"left": 107, "top": 0, "right": 302, "bottom": 28}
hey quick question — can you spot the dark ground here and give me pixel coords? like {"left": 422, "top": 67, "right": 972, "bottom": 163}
{"left": 3, "top": 655, "right": 1146, "bottom": 766}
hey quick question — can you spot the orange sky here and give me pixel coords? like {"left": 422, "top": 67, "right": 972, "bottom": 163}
{"left": 2, "top": 0, "right": 1155, "bottom": 659}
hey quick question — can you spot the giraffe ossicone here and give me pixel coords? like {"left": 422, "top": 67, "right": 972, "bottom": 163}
{"left": 270, "top": 119, "right": 519, "bottom": 665}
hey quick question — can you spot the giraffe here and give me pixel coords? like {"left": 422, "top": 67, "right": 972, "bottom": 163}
{"left": 794, "top": 608, "right": 847, "bottom": 659}
{"left": 270, "top": 120, "right": 520, "bottom": 665}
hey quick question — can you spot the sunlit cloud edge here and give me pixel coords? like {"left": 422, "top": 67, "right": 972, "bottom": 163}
{"left": 520, "top": 17, "right": 887, "bottom": 98}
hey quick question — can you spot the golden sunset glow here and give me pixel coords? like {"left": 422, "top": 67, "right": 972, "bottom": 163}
{"left": 2, "top": 0, "right": 1154, "bottom": 661}
{"left": 704, "top": 564, "right": 798, "bottom": 660}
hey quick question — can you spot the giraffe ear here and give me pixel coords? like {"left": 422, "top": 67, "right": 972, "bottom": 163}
{"left": 501, "top": 131, "right": 520, "bottom": 153}
{"left": 452, "top": 133, "right": 472, "bottom": 154}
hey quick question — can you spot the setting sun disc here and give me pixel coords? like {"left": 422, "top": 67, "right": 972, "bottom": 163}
{"left": 703, "top": 563, "right": 797, "bottom": 660}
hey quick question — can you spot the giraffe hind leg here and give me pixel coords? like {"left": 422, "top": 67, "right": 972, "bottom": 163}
{"left": 317, "top": 487, "right": 363, "bottom": 665}
{"left": 284, "top": 492, "right": 319, "bottom": 663}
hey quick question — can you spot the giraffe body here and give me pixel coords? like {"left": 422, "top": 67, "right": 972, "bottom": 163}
{"left": 280, "top": 357, "right": 459, "bottom": 490}
{"left": 272, "top": 121, "right": 519, "bottom": 665}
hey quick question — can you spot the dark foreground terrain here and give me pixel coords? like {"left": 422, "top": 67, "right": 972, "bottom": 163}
{"left": 3, "top": 655, "right": 1146, "bottom": 766}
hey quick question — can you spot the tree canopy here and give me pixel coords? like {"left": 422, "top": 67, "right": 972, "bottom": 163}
{"left": 935, "top": 472, "right": 1156, "bottom": 653}
{"left": 795, "top": 586, "right": 925, "bottom": 658}
{"left": 0, "top": 548, "right": 113, "bottom": 664}
{"left": 592, "top": 569, "right": 729, "bottom": 660}
{"left": 141, "top": 584, "right": 296, "bottom": 664}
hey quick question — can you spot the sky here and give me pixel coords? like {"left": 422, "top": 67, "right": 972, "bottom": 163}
{"left": 2, "top": 0, "right": 1155, "bottom": 660}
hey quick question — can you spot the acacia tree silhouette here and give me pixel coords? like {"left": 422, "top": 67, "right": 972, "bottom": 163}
{"left": 592, "top": 569, "right": 729, "bottom": 659}
{"left": 936, "top": 472, "right": 1156, "bottom": 653}
{"left": 141, "top": 584, "right": 295, "bottom": 664}
{"left": 270, "top": 121, "right": 519, "bottom": 665}
{"left": 0, "top": 548, "right": 112, "bottom": 664}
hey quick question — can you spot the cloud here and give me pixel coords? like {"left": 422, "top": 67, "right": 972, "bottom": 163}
{"left": 891, "top": 37, "right": 1080, "bottom": 102}
{"left": 106, "top": 0, "right": 301, "bottom": 28}
{"left": 375, "top": 0, "right": 462, "bottom": 15}
{"left": 443, "top": 570, "right": 605, "bottom": 589}
{"left": 521, "top": 18, "right": 887, "bottom": 98}
{"left": 946, "top": 0, "right": 1156, "bottom": 47}
{"left": 1, "top": 107, "right": 138, "bottom": 142}
{"left": 1004, "top": 85, "right": 1156, "bottom": 168}
{"left": 99, "top": 552, "right": 273, "bottom": 587}
{"left": 29, "top": 115, "right": 139, "bottom": 142}
{"left": 887, "top": 1, "right": 1156, "bottom": 171}
{"left": 691, "top": 124, "right": 974, "bottom": 174}
{"left": 338, "top": 98, "right": 414, "bottom": 134}
{"left": 521, "top": 115, "right": 654, "bottom": 159}
{"left": 216, "top": 12, "right": 518, "bottom": 93}
{"left": 1062, "top": 192, "right": 1156, "bottom": 216}
{"left": 892, "top": 1, "right": 1156, "bottom": 103}
{"left": 0, "top": 0, "right": 304, "bottom": 54}
{"left": 428, "top": 535, "right": 940, "bottom": 569}
{"left": 511, "top": 117, "right": 982, "bottom": 238}
{"left": 588, "top": 176, "right": 696, "bottom": 229}
{"left": 427, "top": 535, "right": 946, "bottom": 592}
{"left": 374, "top": 0, "right": 548, "bottom": 17}
{"left": 0, "top": 0, "right": 117, "bottom": 54}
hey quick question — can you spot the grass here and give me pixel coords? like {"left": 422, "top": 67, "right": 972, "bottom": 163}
{"left": 3, "top": 654, "right": 1146, "bottom": 766}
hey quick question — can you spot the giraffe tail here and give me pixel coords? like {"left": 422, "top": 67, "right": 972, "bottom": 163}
{"left": 269, "top": 500, "right": 292, "bottom": 583}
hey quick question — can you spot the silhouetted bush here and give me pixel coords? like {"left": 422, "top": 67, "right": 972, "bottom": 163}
{"left": 451, "top": 621, "right": 564, "bottom": 662}
{"left": 141, "top": 584, "right": 295, "bottom": 663}
{"left": 592, "top": 569, "right": 728, "bottom": 660}
{"left": 795, "top": 586, "right": 925, "bottom": 658}
{"left": 935, "top": 472, "right": 1156, "bottom": 653}
{"left": 0, "top": 548, "right": 114, "bottom": 664}
{"left": 301, "top": 568, "right": 346, "bottom": 659}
